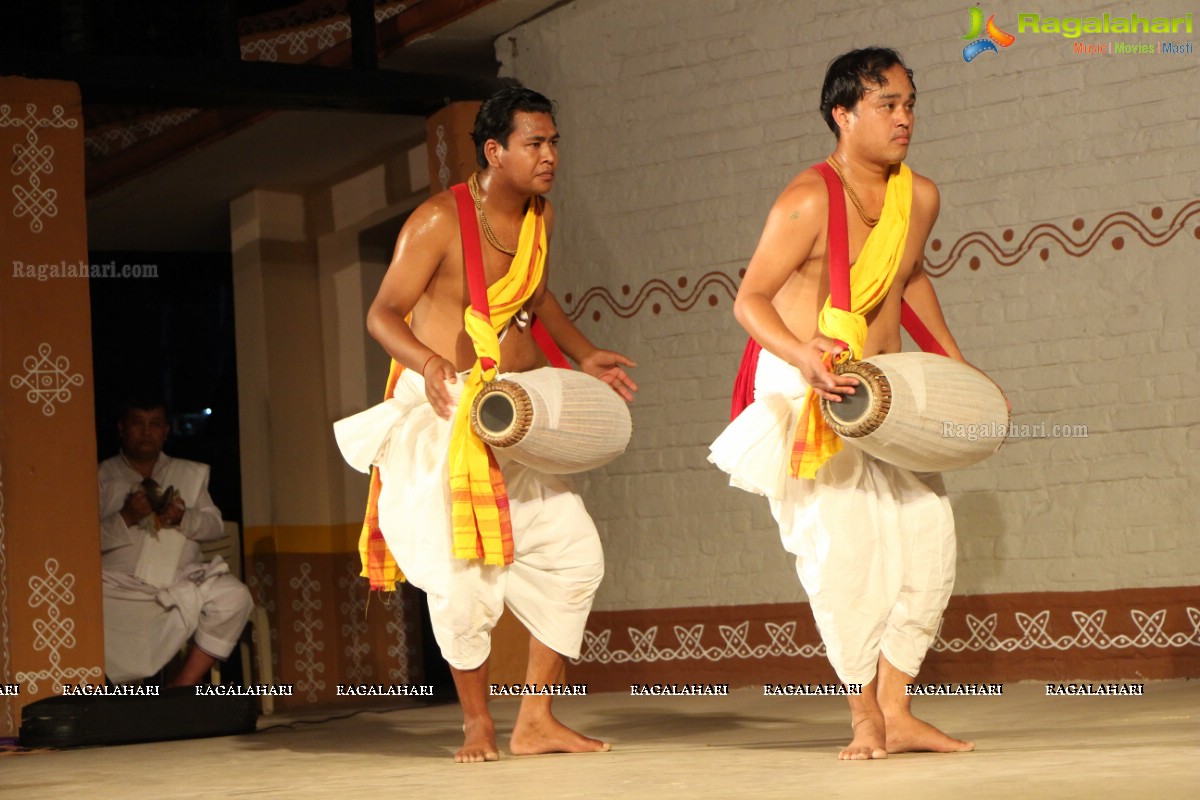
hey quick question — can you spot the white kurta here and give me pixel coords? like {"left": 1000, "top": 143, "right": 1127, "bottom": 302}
{"left": 335, "top": 369, "right": 604, "bottom": 671}
{"left": 710, "top": 349, "right": 955, "bottom": 685}
{"left": 99, "top": 454, "right": 253, "bottom": 683}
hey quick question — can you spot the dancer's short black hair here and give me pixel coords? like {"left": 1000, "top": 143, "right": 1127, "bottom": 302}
{"left": 471, "top": 86, "right": 557, "bottom": 169}
{"left": 820, "top": 48, "right": 914, "bottom": 137}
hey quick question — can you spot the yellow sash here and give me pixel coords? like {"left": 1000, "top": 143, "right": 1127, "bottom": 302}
{"left": 790, "top": 163, "right": 913, "bottom": 479}
{"left": 356, "top": 192, "right": 547, "bottom": 590}
{"left": 449, "top": 196, "right": 547, "bottom": 565}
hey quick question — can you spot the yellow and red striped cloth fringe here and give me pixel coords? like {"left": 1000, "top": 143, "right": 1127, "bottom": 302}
{"left": 359, "top": 358, "right": 405, "bottom": 590}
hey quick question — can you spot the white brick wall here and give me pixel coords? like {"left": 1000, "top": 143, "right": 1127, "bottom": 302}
{"left": 500, "top": 0, "right": 1200, "bottom": 611}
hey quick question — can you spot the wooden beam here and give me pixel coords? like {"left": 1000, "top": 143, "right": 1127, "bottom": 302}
{"left": 59, "top": 0, "right": 89, "bottom": 53}
{"left": 205, "top": 0, "right": 241, "bottom": 62}
{"left": 0, "top": 49, "right": 506, "bottom": 115}
{"left": 347, "top": 0, "right": 379, "bottom": 71}
{"left": 381, "top": 0, "right": 504, "bottom": 46}
{"left": 84, "top": 109, "right": 265, "bottom": 197}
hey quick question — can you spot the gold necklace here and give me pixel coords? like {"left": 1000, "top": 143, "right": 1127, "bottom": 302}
{"left": 826, "top": 156, "right": 880, "bottom": 227}
{"left": 468, "top": 173, "right": 518, "bottom": 256}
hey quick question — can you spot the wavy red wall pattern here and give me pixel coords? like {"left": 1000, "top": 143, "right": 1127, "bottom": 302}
{"left": 564, "top": 272, "right": 741, "bottom": 323}
{"left": 562, "top": 201, "right": 1200, "bottom": 322}
{"left": 925, "top": 200, "right": 1200, "bottom": 277}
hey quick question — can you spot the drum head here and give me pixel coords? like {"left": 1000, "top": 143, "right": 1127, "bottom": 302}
{"left": 478, "top": 392, "right": 516, "bottom": 436}
{"left": 819, "top": 359, "right": 890, "bottom": 438}
{"left": 824, "top": 384, "right": 873, "bottom": 426}
{"left": 470, "top": 379, "right": 533, "bottom": 447}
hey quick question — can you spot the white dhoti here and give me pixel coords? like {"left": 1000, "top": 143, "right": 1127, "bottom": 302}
{"left": 335, "top": 369, "right": 604, "bottom": 671}
{"left": 710, "top": 349, "right": 955, "bottom": 685}
{"left": 102, "top": 559, "right": 254, "bottom": 684}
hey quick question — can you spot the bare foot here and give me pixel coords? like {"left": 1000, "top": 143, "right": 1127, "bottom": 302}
{"left": 455, "top": 718, "right": 500, "bottom": 763}
{"left": 510, "top": 713, "right": 611, "bottom": 756}
{"left": 839, "top": 712, "right": 888, "bottom": 761}
{"left": 884, "top": 711, "right": 975, "bottom": 754}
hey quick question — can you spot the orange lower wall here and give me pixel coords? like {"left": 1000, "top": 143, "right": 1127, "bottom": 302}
{"left": 240, "top": 525, "right": 425, "bottom": 710}
{"left": 243, "top": 549, "right": 427, "bottom": 710}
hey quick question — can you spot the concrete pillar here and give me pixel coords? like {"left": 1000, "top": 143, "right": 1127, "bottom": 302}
{"left": 231, "top": 187, "right": 422, "bottom": 707}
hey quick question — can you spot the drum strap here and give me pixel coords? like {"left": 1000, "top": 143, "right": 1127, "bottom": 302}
{"left": 531, "top": 319, "right": 572, "bottom": 369}
{"left": 729, "top": 161, "right": 947, "bottom": 419}
{"left": 813, "top": 161, "right": 852, "bottom": 314}
{"left": 899, "top": 300, "right": 948, "bottom": 357}
{"left": 453, "top": 183, "right": 498, "bottom": 373}
{"left": 813, "top": 161, "right": 948, "bottom": 357}
{"left": 453, "top": 185, "right": 572, "bottom": 371}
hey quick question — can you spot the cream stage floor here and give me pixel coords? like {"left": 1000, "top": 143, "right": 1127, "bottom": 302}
{"left": 2, "top": 679, "right": 1195, "bottom": 799}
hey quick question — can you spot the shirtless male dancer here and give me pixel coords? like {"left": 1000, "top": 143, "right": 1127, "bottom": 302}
{"left": 713, "top": 48, "right": 994, "bottom": 759}
{"left": 362, "top": 88, "right": 636, "bottom": 762}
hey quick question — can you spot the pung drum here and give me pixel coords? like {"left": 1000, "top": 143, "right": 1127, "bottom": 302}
{"left": 469, "top": 367, "right": 632, "bottom": 474}
{"left": 819, "top": 352, "right": 1009, "bottom": 472}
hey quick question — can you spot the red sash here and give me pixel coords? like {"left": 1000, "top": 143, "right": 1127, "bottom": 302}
{"left": 450, "top": 183, "right": 572, "bottom": 371}
{"left": 729, "top": 163, "right": 946, "bottom": 420}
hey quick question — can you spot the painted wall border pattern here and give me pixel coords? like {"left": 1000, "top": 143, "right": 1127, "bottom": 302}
{"left": 240, "top": 19, "right": 352, "bottom": 62}
{"left": 563, "top": 201, "right": 1200, "bottom": 322}
{"left": 289, "top": 562, "right": 326, "bottom": 702}
{"left": 12, "top": 558, "right": 104, "bottom": 693}
{"left": 0, "top": 461, "right": 11, "bottom": 732}
{"left": 434, "top": 124, "right": 451, "bottom": 191}
{"left": 384, "top": 591, "right": 413, "bottom": 683}
{"left": 0, "top": 103, "right": 79, "bottom": 234}
{"left": 924, "top": 200, "right": 1200, "bottom": 277}
{"left": 577, "top": 621, "right": 824, "bottom": 665}
{"left": 247, "top": 560, "right": 279, "bottom": 674}
{"left": 338, "top": 560, "right": 372, "bottom": 684}
{"left": 564, "top": 272, "right": 740, "bottom": 323}
{"left": 86, "top": 2, "right": 409, "bottom": 160}
{"left": 240, "top": 2, "right": 408, "bottom": 63}
{"left": 84, "top": 109, "right": 201, "bottom": 159}
{"left": 573, "top": 605, "right": 1200, "bottom": 667}
{"left": 9, "top": 342, "right": 85, "bottom": 417}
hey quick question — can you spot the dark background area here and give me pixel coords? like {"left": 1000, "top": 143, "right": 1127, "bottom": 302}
{"left": 89, "top": 251, "right": 243, "bottom": 523}
{"left": 87, "top": 252, "right": 453, "bottom": 695}
{"left": 0, "top": 1, "right": 316, "bottom": 54}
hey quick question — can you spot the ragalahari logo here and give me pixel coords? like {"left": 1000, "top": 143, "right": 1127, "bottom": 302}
{"left": 962, "top": 7, "right": 1016, "bottom": 61}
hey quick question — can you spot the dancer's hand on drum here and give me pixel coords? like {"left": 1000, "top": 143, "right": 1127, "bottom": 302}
{"left": 797, "top": 337, "right": 858, "bottom": 402}
{"left": 422, "top": 356, "right": 458, "bottom": 419}
{"left": 580, "top": 349, "right": 639, "bottom": 403}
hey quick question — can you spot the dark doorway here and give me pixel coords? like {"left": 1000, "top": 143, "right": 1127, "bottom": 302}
{"left": 89, "top": 250, "right": 242, "bottom": 522}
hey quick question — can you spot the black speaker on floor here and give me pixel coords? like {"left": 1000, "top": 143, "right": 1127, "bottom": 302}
{"left": 18, "top": 687, "right": 258, "bottom": 748}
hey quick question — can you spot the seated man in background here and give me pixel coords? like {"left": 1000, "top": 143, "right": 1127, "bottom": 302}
{"left": 99, "top": 397, "right": 253, "bottom": 686}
